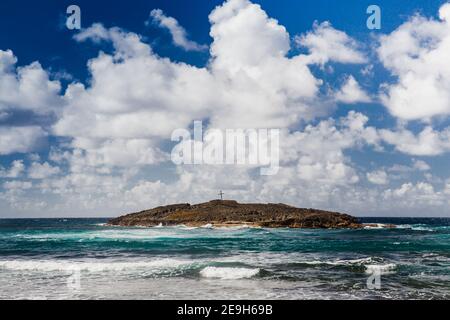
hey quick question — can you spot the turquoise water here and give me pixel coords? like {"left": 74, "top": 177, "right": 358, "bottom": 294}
{"left": 0, "top": 218, "right": 449, "bottom": 299}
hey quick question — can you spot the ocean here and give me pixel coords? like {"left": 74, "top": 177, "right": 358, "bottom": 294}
{"left": 0, "top": 217, "right": 448, "bottom": 300}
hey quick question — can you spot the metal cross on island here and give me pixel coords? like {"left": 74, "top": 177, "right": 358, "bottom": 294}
{"left": 218, "top": 190, "right": 224, "bottom": 200}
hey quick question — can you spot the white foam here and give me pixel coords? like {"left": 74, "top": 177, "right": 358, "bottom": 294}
{"left": 200, "top": 267, "right": 260, "bottom": 280}
{"left": 0, "top": 258, "right": 192, "bottom": 272}
{"left": 175, "top": 225, "right": 198, "bottom": 230}
{"left": 365, "top": 263, "right": 396, "bottom": 275}
{"left": 396, "top": 224, "right": 434, "bottom": 231}
{"left": 215, "top": 225, "right": 253, "bottom": 230}
{"left": 411, "top": 227, "right": 434, "bottom": 232}
{"left": 299, "top": 257, "right": 376, "bottom": 266}
{"left": 17, "top": 228, "right": 195, "bottom": 240}
{"left": 364, "top": 223, "right": 387, "bottom": 229}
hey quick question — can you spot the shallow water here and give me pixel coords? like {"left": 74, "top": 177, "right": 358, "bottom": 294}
{"left": 0, "top": 217, "right": 449, "bottom": 299}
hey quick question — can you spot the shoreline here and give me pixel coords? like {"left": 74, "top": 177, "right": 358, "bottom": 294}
{"left": 106, "top": 221, "right": 398, "bottom": 229}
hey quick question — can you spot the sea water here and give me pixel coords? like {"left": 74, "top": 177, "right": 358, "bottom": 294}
{"left": 0, "top": 217, "right": 448, "bottom": 299}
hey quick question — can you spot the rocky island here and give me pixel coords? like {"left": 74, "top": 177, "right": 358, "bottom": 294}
{"left": 108, "top": 200, "right": 362, "bottom": 229}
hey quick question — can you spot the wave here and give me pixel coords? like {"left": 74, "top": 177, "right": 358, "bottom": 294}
{"left": 200, "top": 266, "right": 260, "bottom": 280}
{"left": 217, "top": 253, "right": 398, "bottom": 275}
{"left": 11, "top": 229, "right": 200, "bottom": 241}
{"left": 320, "top": 257, "right": 375, "bottom": 266}
{"left": 395, "top": 224, "right": 434, "bottom": 232}
{"left": 301, "top": 257, "right": 397, "bottom": 274}
{"left": 0, "top": 258, "right": 195, "bottom": 272}
{"left": 365, "top": 263, "right": 397, "bottom": 275}
{"left": 363, "top": 223, "right": 435, "bottom": 232}
{"left": 288, "top": 256, "right": 397, "bottom": 274}
{"left": 363, "top": 223, "right": 388, "bottom": 229}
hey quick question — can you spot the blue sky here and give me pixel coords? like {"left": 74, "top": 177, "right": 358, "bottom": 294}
{"left": 1, "top": 0, "right": 450, "bottom": 217}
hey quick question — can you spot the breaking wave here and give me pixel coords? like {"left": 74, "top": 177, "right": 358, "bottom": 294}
{"left": 200, "top": 267, "right": 260, "bottom": 280}
{"left": 0, "top": 258, "right": 194, "bottom": 272}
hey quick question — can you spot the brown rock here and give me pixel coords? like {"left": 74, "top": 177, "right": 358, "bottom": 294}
{"left": 108, "top": 200, "right": 362, "bottom": 229}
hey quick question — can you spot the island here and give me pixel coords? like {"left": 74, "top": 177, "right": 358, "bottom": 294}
{"left": 108, "top": 200, "right": 362, "bottom": 229}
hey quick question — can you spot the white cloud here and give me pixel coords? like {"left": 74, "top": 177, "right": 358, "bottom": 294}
{"left": 279, "top": 111, "right": 380, "bottom": 186}
{"left": 54, "top": 0, "right": 338, "bottom": 172}
{"left": 0, "top": 160, "right": 24, "bottom": 178}
{"left": 149, "top": 9, "right": 207, "bottom": 51}
{"left": 0, "top": 126, "right": 47, "bottom": 155}
{"left": 73, "top": 23, "right": 109, "bottom": 43}
{"left": 388, "top": 159, "right": 431, "bottom": 173}
{"left": 4, "top": 0, "right": 450, "bottom": 217}
{"left": 3, "top": 180, "right": 32, "bottom": 191}
{"left": 57, "top": 24, "right": 219, "bottom": 169}
{"left": 28, "top": 162, "right": 60, "bottom": 179}
{"left": 59, "top": 24, "right": 217, "bottom": 141}
{"left": 383, "top": 182, "right": 445, "bottom": 208}
{"left": 367, "top": 170, "right": 388, "bottom": 185}
{"left": 207, "top": 0, "right": 325, "bottom": 128}
{"left": 412, "top": 159, "right": 431, "bottom": 171}
{"left": 209, "top": 0, "right": 290, "bottom": 72}
{"left": 380, "top": 126, "right": 450, "bottom": 156}
{"left": 0, "top": 49, "right": 57, "bottom": 158}
{"left": 0, "top": 49, "right": 62, "bottom": 114}
{"left": 378, "top": 3, "right": 450, "bottom": 121}
{"left": 296, "top": 21, "right": 367, "bottom": 66}
{"left": 335, "top": 75, "right": 371, "bottom": 104}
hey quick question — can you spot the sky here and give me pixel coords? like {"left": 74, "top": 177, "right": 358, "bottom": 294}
{"left": 1, "top": 0, "right": 450, "bottom": 217}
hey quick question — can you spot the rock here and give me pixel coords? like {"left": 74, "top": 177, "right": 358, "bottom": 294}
{"left": 108, "top": 200, "right": 362, "bottom": 229}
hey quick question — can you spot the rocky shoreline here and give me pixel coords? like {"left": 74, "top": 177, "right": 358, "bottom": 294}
{"left": 108, "top": 200, "right": 362, "bottom": 229}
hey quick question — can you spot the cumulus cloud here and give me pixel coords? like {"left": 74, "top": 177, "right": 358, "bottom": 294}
{"left": 378, "top": 3, "right": 450, "bottom": 121}
{"left": 149, "top": 9, "right": 208, "bottom": 51}
{"left": 413, "top": 159, "right": 431, "bottom": 171}
{"left": 57, "top": 24, "right": 218, "bottom": 169}
{"left": 0, "top": 160, "right": 24, "bottom": 178}
{"left": 0, "top": 49, "right": 57, "bottom": 159}
{"left": 0, "top": 49, "right": 62, "bottom": 115}
{"left": 388, "top": 159, "right": 431, "bottom": 173}
{"left": 296, "top": 21, "right": 367, "bottom": 66}
{"left": 0, "top": 126, "right": 47, "bottom": 155}
{"left": 335, "top": 75, "right": 371, "bottom": 104}
{"left": 383, "top": 182, "right": 445, "bottom": 208}
{"left": 36, "top": 10, "right": 395, "bottom": 214}
{"left": 4, "top": 0, "right": 450, "bottom": 217}
{"left": 207, "top": 0, "right": 328, "bottom": 128}
{"left": 3, "top": 180, "right": 32, "bottom": 191}
{"left": 367, "top": 170, "right": 388, "bottom": 185}
{"left": 28, "top": 162, "right": 60, "bottom": 179}
{"left": 280, "top": 111, "right": 379, "bottom": 186}
{"left": 74, "top": 23, "right": 152, "bottom": 59}
{"left": 54, "top": 0, "right": 342, "bottom": 172}
{"left": 380, "top": 126, "right": 450, "bottom": 156}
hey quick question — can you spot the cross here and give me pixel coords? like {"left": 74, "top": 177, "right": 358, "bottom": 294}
{"left": 218, "top": 190, "right": 224, "bottom": 200}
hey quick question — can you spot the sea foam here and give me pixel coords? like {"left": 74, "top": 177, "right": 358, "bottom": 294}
{"left": 200, "top": 266, "right": 260, "bottom": 280}
{"left": 0, "top": 258, "right": 193, "bottom": 272}
{"left": 365, "top": 263, "right": 397, "bottom": 274}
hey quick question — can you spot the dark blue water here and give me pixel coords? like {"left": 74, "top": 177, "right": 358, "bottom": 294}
{"left": 0, "top": 218, "right": 449, "bottom": 299}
